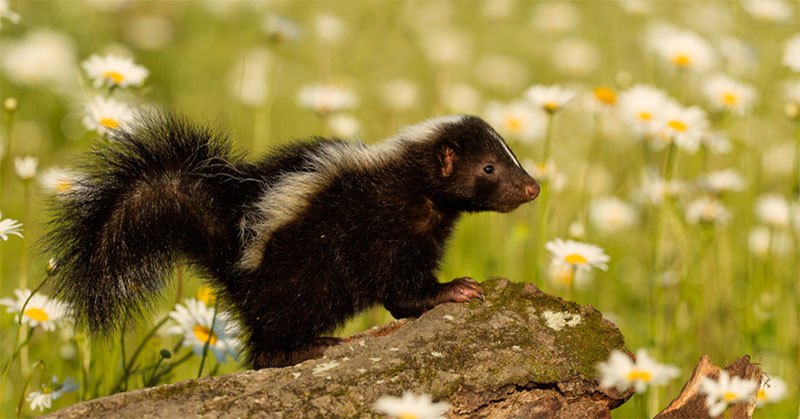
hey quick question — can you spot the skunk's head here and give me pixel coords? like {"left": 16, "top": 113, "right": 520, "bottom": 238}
{"left": 407, "top": 115, "right": 540, "bottom": 213}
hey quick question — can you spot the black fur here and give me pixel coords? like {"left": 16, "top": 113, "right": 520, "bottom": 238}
{"left": 45, "top": 113, "right": 539, "bottom": 368}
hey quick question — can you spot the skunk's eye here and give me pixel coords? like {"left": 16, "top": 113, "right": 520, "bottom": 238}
{"left": 483, "top": 165, "right": 494, "bottom": 174}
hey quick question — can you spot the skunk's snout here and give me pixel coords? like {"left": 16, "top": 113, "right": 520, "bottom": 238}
{"left": 525, "top": 183, "right": 540, "bottom": 200}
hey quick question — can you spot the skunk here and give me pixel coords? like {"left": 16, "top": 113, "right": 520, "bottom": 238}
{"left": 45, "top": 113, "right": 539, "bottom": 368}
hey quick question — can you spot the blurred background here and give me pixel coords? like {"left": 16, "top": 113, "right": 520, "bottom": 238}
{"left": 1, "top": 0, "right": 798, "bottom": 417}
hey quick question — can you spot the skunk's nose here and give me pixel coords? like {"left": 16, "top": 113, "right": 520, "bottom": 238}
{"left": 525, "top": 183, "right": 540, "bottom": 200}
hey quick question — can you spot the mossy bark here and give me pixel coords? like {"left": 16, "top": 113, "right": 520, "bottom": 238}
{"left": 49, "top": 277, "right": 633, "bottom": 418}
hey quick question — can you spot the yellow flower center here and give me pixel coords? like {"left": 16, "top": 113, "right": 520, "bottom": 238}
{"left": 397, "top": 414, "right": 418, "bottom": 419}
{"left": 564, "top": 253, "right": 588, "bottom": 265}
{"left": 504, "top": 116, "right": 523, "bottom": 133}
{"left": 667, "top": 120, "right": 687, "bottom": 132}
{"left": 56, "top": 180, "right": 73, "bottom": 194}
{"left": 196, "top": 286, "right": 216, "bottom": 305}
{"left": 593, "top": 87, "right": 617, "bottom": 105}
{"left": 626, "top": 369, "right": 652, "bottom": 382}
{"left": 638, "top": 111, "right": 652, "bottom": 121}
{"left": 757, "top": 389, "right": 766, "bottom": 401}
{"left": 103, "top": 71, "right": 125, "bottom": 84}
{"left": 193, "top": 325, "right": 217, "bottom": 345}
{"left": 723, "top": 391, "right": 738, "bottom": 402}
{"left": 24, "top": 307, "right": 50, "bottom": 322}
{"left": 672, "top": 54, "right": 691, "bottom": 67}
{"left": 100, "top": 118, "right": 120, "bottom": 129}
{"left": 543, "top": 102, "right": 559, "bottom": 112}
{"left": 722, "top": 93, "right": 738, "bottom": 105}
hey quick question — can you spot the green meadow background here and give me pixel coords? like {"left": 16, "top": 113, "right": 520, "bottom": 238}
{"left": 1, "top": 0, "right": 798, "bottom": 417}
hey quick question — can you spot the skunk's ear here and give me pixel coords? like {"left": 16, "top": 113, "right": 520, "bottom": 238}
{"left": 437, "top": 143, "right": 457, "bottom": 177}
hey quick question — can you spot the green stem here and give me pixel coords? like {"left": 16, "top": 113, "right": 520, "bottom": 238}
{"left": 120, "top": 323, "right": 127, "bottom": 392}
{"left": 0, "top": 104, "right": 17, "bottom": 300}
{"left": 15, "top": 360, "right": 45, "bottom": 419}
{"left": 148, "top": 351, "right": 193, "bottom": 384}
{"left": 197, "top": 299, "right": 220, "bottom": 378}
{"left": 535, "top": 181, "right": 551, "bottom": 283}
{"left": 541, "top": 112, "right": 555, "bottom": 163}
{"left": 578, "top": 113, "right": 602, "bottom": 228}
{"left": 19, "top": 181, "right": 31, "bottom": 291}
{"left": 0, "top": 327, "right": 34, "bottom": 412}
{"left": 663, "top": 141, "right": 677, "bottom": 183}
{"left": 111, "top": 315, "right": 171, "bottom": 393}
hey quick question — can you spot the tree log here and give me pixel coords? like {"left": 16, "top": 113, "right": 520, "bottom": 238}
{"left": 49, "top": 277, "right": 633, "bottom": 418}
{"left": 656, "top": 355, "right": 762, "bottom": 419}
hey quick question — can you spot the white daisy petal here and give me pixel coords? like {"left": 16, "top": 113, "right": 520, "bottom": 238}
{"left": 81, "top": 54, "right": 149, "bottom": 88}
{"left": 167, "top": 298, "right": 240, "bottom": 362}
{"left": 373, "top": 391, "right": 450, "bottom": 419}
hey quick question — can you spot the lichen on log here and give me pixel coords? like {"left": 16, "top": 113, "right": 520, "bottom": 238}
{"left": 49, "top": 277, "right": 633, "bottom": 418}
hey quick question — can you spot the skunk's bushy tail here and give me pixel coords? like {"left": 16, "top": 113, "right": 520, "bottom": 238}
{"left": 45, "top": 113, "right": 252, "bottom": 335}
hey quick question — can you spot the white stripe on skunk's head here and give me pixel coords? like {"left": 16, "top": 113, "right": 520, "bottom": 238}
{"left": 387, "top": 114, "right": 521, "bottom": 168}
{"left": 395, "top": 115, "right": 467, "bottom": 144}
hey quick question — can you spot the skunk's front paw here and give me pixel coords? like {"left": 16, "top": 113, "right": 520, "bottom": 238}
{"left": 436, "top": 277, "right": 485, "bottom": 304}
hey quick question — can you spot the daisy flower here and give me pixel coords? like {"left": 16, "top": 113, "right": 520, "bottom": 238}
{"left": 14, "top": 155, "right": 38, "bottom": 180}
{"left": 783, "top": 34, "right": 800, "bottom": 72}
{"left": 551, "top": 38, "right": 600, "bottom": 77}
{"left": 698, "top": 169, "right": 745, "bottom": 194}
{"left": 589, "top": 197, "right": 637, "bottom": 233}
{"left": 591, "top": 86, "right": 617, "bottom": 108}
{"left": 546, "top": 238, "right": 609, "bottom": 272}
{"left": 618, "top": 85, "right": 673, "bottom": 138}
{"left": 373, "top": 391, "right": 450, "bottom": 419}
{"left": 652, "top": 28, "right": 715, "bottom": 72}
{"left": 655, "top": 104, "right": 709, "bottom": 153}
{"left": 0, "top": 289, "right": 68, "bottom": 331}
{"left": 703, "top": 74, "right": 757, "bottom": 115}
{"left": 700, "top": 131, "right": 733, "bottom": 154}
{"left": 39, "top": 167, "right": 80, "bottom": 195}
{"left": 484, "top": 101, "right": 546, "bottom": 144}
{"left": 742, "top": 0, "right": 793, "bottom": 22}
{"left": 381, "top": 78, "right": 419, "bottom": 112}
{"left": 327, "top": 114, "right": 361, "bottom": 138}
{"left": 474, "top": 54, "right": 528, "bottom": 91}
{"left": 262, "top": 14, "right": 301, "bottom": 43}
{"left": 568, "top": 221, "right": 585, "bottom": 239}
{"left": 82, "top": 97, "right": 135, "bottom": 135}
{"left": 0, "top": 213, "right": 23, "bottom": 241}
{"left": 297, "top": 83, "right": 358, "bottom": 116}
{"left": 597, "top": 349, "right": 680, "bottom": 393}
{"left": 167, "top": 298, "right": 240, "bottom": 362}
{"left": 755, "top": 194, "right": 791, "bottom": 229}
{"left": 421, "top": 30, "right": 471, "bottom": 66}
{"left": 756, "top": 376, "right": 787, "bottom": 406}
{"left": 26, "top": 376, "right": 78, "bottom": 412}
{"left": 524, "top": 84, "right": 576, "bottom": 113}
{"left": 531, "top": 2, "right": 580, "bottom": 35}
{"left": 314, "top": 13, "right": 346, "bottom": 44}
{"left": 525, "top": 160, "right": 567, "bottom": 192}
{"left": 548, "top": 260, "right": 592, "bottom": 289}
{"left": 638, "top": 171, "right": 687, "bottom": 206}
{"left": 1, "top": 30, "right": 77, "bottom": 90}
{"left": 227, "top": 48, "right": 270, "bottom": 107}
{"left": 442, "top": 83, "right": 482, "bottom": 114}
{"left": 195, "top": 285, "right": 216, "bottom": 306}
{"left": 685, "top": 196, "right": 731, "bottom": 226}
{"left": 700, "top": 371, "right": 758, "bottom": 417}
{"left": 786, "top": 80, "right": 800, "bottom": 104}
{"left": 0, "top": 0, "right": 21, "bottom": 27}
{"left": 82, "top": 54, "right": 148, "bottom": 89}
